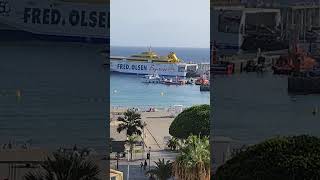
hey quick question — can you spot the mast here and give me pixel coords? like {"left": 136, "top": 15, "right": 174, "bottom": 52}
{"left": 211, "top": 41, "right": 217, "bottom": 64}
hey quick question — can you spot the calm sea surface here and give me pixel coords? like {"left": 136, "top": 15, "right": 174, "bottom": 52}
{"left": 0, "top": 42, "right": 108, "bottom": 152}
{"left": 110, "top": 46, "right": 210, "bottom": 107}
{"left": 213, "top": 72, "right": 320, "bottom": 144}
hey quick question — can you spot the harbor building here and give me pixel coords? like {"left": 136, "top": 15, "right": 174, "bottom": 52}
{"left": 211, "top": 0, "right": 320, "bottom": 54}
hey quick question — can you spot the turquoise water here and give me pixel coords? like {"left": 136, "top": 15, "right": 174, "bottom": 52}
{"left": 110, "top": 46, "right": 210, "bottom": 107}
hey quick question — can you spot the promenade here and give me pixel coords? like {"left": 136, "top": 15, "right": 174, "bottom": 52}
{"left": 110, "top": 108, "right": 181, "bottom": 179}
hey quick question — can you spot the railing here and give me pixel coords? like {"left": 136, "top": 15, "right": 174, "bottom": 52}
{"left": 111, "top": 105, "right": 191, "bottom": 112}
{"left": 144, "top": 126, "right": 161, "bottom": 149}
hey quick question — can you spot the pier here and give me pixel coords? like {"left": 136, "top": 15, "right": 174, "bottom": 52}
{"left": 288, "top": 76, "right": 320, "bottom": 93}
{"left": 214, "top": 49, "right": 288, "bottom": 73}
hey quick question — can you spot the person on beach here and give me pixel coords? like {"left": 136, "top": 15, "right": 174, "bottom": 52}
{"left": 73, "top": 144, "right": 78, "bottom": 151}
{"left": 144, "top": 160, "right": 147, "bottom": 170}
{"left": 149, "top": 174, "right": 156, "bottom": 180}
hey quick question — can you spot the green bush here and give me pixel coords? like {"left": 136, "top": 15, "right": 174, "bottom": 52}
{"left": 169, "top": 104, "right": 210, "bottom": 139}
{"left": 215, "top": 135, "right": 320, "bottom": 180}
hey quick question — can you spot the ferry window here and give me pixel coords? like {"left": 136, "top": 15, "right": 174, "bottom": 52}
{"left": 178, "top": 66, "right": 186, "bottom": 72}
{"left": 186, "top": 65, "right": 197, "bottom": 72}
{"left": 218, "top": 11, "right": 241, "bottom": 34}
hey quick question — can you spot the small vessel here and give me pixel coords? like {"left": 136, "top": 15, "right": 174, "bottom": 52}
{"left": 186, "top": 78, "right": 196, "bottom": 85}
{"left": 195, "top": 75, "right": 209, "bottom": 85}
{"left": 273, "top": 47, "right": 317, "bottom": 75}
{"left": 200, "top": 84, "right": 210, "bottom": 91}
{"left": 211, "top": 63, "right": 234, "bottom": 74}
{"left": 142, "top": 74, "right": 161, "bottom": 84}
{"left": 211, "top": 41, "right": 234, "bottom": 74}
{"left": 110, "top": 48, "right": 198, "bottom": 77}
{"left": 288, "top": 67, "right": 320, "bottom": 94}
{"left": 161, "top": 76, "right": 186, "bottom": 85}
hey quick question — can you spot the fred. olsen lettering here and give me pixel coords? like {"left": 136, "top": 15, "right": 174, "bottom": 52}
{"left": 117, "top": 64, "right": 130, "bottom": 70}
{"left": 24, "top": 8, "right": 107, "bottom": 28}
{"left": 68, "top": 10, "right": 106, "bottom": 28}
{"left": 131, "top": 65, "right": 147, "bottom": 71}
{"left": 24, "top": 8, "right": 61, "bottom": 25}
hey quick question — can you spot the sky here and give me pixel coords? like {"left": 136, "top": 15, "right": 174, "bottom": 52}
{"left": 111, "top": 0, "right": 209, "bottom": 48}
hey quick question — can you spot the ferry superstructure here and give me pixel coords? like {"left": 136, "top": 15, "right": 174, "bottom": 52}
{"left": 0, "top": 0, "right": 109, "bottom": 43}
{"left": 211, "top": 6, "right": 282, "bottom": 53}
{"left": 110, "top": 49, "right": 198, "bottom": 77}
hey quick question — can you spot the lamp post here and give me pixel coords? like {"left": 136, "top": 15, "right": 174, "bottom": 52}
{"left": 124, "top": 144, "right": 130, "bottom": 180}
{"left": 142, "top": 122, "right": 147, "bottom": 159}
{"left": 148, "top": 147, "right": 151, "bottom": 170}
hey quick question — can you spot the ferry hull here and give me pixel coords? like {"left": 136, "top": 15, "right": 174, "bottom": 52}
{"left": 0, "top": 0, "right": 109, "bottom": 43}
{"left": 110, "top": 61, "right": 187, "bottom": 77}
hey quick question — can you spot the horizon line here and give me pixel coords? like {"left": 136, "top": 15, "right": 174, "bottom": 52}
{"left": 110, "top": 45, "right": 209, "bottom": 49}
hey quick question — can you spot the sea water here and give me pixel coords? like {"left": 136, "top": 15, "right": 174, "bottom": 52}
{"left": 0, "top": 42, "right": 108, "bottom": 152}
{"left": 213, "top": 72, "right": 320, "bottom": 144}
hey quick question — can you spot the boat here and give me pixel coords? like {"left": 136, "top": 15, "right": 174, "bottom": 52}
{"left": 161, "top": 76, "right": 186, "bottom": 85}
{"left": 211, "top": 41, "right": 234, "bottom": 74}
{"left": 195, "top": 76, "right": 209, "bottom": 85}
{"left": 142, "top": 74, "right": 161, "bottom": 84}
{"left": 273, "top": 48, "right": 317, "bottom": 75}
{"left": 211, "top": 63, "right": 234, "bottom": 74}
{"left": 200, "top": 84, "right": 210, "bottom": 91}
{"left": 110, "top": 48, "right": 198, "bottom": 77}
{"left": 288, "top": 70, "right": 320, "bottom": 94}
{"left": 186, "top": 78, "right": 196, "bottom": 85}
{"left": 0, "top": 0, "right": 109, "bottom": 43}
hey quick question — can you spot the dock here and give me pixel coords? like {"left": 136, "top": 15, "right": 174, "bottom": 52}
{"left": 197, "top": 63, "right": 210, "bottom": 74}
{"left": 288, "top": 76, "right": 320, "bottom": 94}
{"left": 217, "top": 49, "right": 289, "bottom": 73}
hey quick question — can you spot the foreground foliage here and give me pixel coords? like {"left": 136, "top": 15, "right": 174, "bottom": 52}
{"left": 215, "top": 135, "right": 320, "bottom": 180}
{"left": 146, "top": 158, "right": 173, "bottom": 180}
{"left": 117, "top": 109, "right": 144, "bottom": 136}
{"left": 24, "top": 152, "right": 100, "bottom": 180}
{"left": 169, "top": 105, "right": 210, "bottom": 139}
{"left": 173, "top": 135, "right": 210, "bottom": 180}
{"left": 167, "top": 137, "right": 181, "bottom": 151}
{"left": 126, "top": 135, "right": 139, "bottom": 160}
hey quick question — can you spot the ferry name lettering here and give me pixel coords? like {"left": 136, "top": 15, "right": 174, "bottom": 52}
{"left": 117, "top": 64, "right": 147, "bottom": 71}
{"left": 24, "top": 8, "right": 109, "bottom": 28}
{"left": 117, "top": 64, "right": 130, "bottom": 70}
{"left": 131, "top": 64, "right": 147, "bottom": 71}
{"left": 149, "top": 65, "right": 174, "bottom": 72}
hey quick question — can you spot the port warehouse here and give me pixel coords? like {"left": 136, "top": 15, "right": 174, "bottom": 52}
{"left": 211, "top": 0, "right": 320, "bottom": 52}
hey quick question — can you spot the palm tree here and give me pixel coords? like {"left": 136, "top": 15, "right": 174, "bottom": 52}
{"left": 167, "top": 137, "right": 180, "bottom": 151}
{"left": 146, "top": 158, "right": 173, "bottom": 180}
{"left": 126, "top": 135, "right": 139, "bottom": 160}
{"left": 173, "top": 135, "right": 210, "bottom": 180}
{"left": 24, "top": 152, "right": 100, "bottom": 180}
{"left": 117, "top": 109, "right": 144, "bottom": 136}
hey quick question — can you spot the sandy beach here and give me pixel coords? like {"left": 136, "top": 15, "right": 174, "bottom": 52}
{"left": 110, "top": 109, "right": 175, "bottom": 151}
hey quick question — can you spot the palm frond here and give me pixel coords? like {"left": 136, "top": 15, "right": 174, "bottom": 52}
{"left": 24, "top": 152, "right": 101, "bottom": 180}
